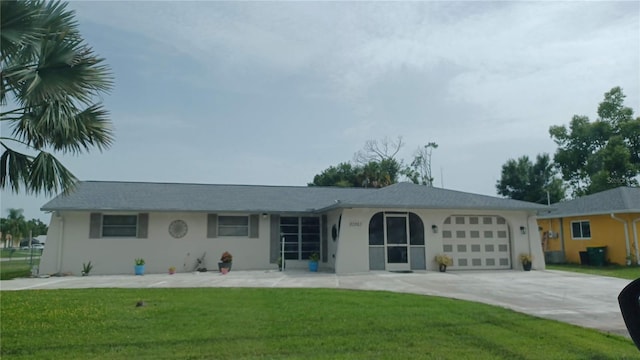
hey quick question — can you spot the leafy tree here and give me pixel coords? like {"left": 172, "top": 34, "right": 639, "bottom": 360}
{"left": 403, "top": 142, "right": 438, "bottom": 186}
{"left": 1, "top": 0, "right": 113, "bottom": 195}
{"left": 308, "top": 162, "right": 360, "bottom": 187}
{"left": 308, "top": 159, "right": 401, "bottom": 188}
{"left": 549, "top": 87, "right": 640, "bottom": 196}
{"left": 310, "top": 137, "right": 405, "bottom": 188}
{"left": 0, "top": 209, "right": 47, "bottom": 247}
{"left": 360, "top": 158, "right": 401, "bottom": 188}
{"left": 27, "top": 218, "right": 47, "bottom": 236}
{"left": 496, "top": 154, "right": 565, "bottom": 204}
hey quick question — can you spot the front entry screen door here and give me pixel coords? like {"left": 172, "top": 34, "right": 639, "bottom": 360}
{"left": 386, "top": 216, "right": 409, "bottom": 271}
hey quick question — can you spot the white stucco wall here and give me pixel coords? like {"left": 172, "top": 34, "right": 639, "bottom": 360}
{"left": 334, "top": 208, "right": 545, "bottom": 274}
{"left": 39, "top": 211, "right": 272, "bottom": 275}
{"left": 39, "top": 208, "right": 545, "bottom": 276}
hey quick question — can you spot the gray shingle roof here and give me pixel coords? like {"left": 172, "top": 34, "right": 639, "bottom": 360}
{"left": 41, "top": 181, "right": 372, "bottom": 213}
{"left": 318, "top": 182, "right": 551, "bottom": 211}
{"left": 537, "top": 186, "right": 640, "bottom": 218}
{"left": 41, "top": 181, "right": 550, "bottom": 213}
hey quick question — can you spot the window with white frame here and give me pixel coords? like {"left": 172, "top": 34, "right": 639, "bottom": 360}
{"left": 102, "top": 215, "right": 138, "bottom": 237}
{"left": 218, "top": 216, "right": 249, "bottom": 236}
{"left": 571, "top": 220, "right": 591, "bottom": 239}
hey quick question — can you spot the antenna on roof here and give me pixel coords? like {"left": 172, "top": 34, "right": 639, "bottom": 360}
{"left": 440, "top": 167, "right": 444, "bottom": 188}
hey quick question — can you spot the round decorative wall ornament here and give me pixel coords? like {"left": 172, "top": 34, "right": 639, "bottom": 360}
{"left": 169, "top": 220, "right": 188, "bottom": 238}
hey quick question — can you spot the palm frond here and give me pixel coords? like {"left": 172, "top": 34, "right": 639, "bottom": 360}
{"left": 11, "top": 100, "right": 113, "bottom": 153}
{"left": 1, "top": 0, "right": 43, "bottom": 63}
{"left": 28, "top": 150, "right": 77, "bottom": 195}
{"left": 0, "top": 144, "right": 33, "bottom": 193}
{"left": 1, "top": 0, "right": 112, "bottom": 196}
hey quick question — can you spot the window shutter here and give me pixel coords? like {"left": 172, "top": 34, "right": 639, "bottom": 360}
{"left": 89, "top": 213, "right": 102, "bottom": 238}
{"left": 137, "top": 213, "right": 149, "bottom": 238}
{"left": 270, "top": 215, "right": 280, "bottom": 262}
{"left": 249, "top": 214, "right": 259, "bottom": 238}
{"left": 322, "top": 214, "right": 328, "bottom": 263}
{"left": 207, "top": 214, "right": 218, "bottom": 238}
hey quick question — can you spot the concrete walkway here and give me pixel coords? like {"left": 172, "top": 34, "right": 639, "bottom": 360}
{"left": 0, "top": 269, "right": 633, "bottom": 338}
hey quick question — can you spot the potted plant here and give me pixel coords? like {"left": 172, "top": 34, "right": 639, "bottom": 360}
{"left": 81, "top": 261, "right": 93, "bottom": 276}
{"left": 135, "top": 258, "right": 145, "bottom": 275}
{"left": 218, "top": 251, "right": 233, "bottom": 272}
{"left": 277, "top": 256, "right": 283, "bottom": 271}
{"left": 435, "top": 254, "right": 453, "bottom": 272}
{"left": 308, "top": 253, "right": 319, "bottom": 272}
{"left": 519, "top": 253, "right": 533, "bottom": 271}
{"left": 168, "top": 266, "right": 176, "bottom": 275}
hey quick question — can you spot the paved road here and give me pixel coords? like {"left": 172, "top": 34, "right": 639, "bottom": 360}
{"left": 0, "top": 269, "right": 633, "bottom": 338}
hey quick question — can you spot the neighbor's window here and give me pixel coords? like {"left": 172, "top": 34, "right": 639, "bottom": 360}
{"left": 102, "top": 215, "right": 138, "bottom": 237}
{"left": 218, "top": 216, "right": 249, "bottom": 236}
{"left": 571, "top": 220, "right": 591, "bottom": 239}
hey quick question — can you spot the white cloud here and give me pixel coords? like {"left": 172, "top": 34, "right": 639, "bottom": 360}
{"left": 3, "top": 1, "right": 638, "bottom": 221}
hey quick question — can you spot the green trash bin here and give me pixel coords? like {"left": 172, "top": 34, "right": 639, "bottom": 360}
{"left": 586, "top": 246, "right": 607, "bottom": 266}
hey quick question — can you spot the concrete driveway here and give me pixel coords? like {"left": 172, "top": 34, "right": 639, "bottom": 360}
{"left": 0, "top": 269, "right": 633, "bottom": 338}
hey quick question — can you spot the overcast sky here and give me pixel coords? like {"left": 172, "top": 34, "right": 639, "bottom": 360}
{"left": 2, "top": 0, "right": 639, "bottom": 222}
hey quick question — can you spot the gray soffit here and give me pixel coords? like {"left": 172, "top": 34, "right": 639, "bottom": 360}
{"left": 42, "top": 181, "right": 551, "bottom": 214}
{"left": 537, "top": 186, "right": 640, "bottom": 219}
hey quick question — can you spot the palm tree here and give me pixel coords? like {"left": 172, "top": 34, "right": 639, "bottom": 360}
{"left": 1, "top": 208, "right": 28, "bottom": 248}
{"left": 1, "top": 0, "right": 113, "bottom": 195}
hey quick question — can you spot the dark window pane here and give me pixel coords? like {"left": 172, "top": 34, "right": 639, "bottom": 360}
{"left": 409, "top": 213, "right": 424, "bottom": 245}
{"left": 581, "top": 222, "right": 591, "bottom": 238}
{"left": 279, "top": 216, "right": 320, "bottom": 260}
{"left": 572, "top": 222, "right": 582, "bottom": 238}
{"left": 218, "top": 227, "right": 248, "bottom": 236}
{"left": 102, "top": 215, "right": 137, "bottom": 237}
{"left": 301, "top": 217, "right": 320, "bottom": 225}
{"left": 219, "top": 216, "right": 248, "bottom": 226}
{"left": 103, "top": 215, "right": 137, "bottom": 226}
{"left": 369, "top": 212, "right": 384, "bottom": 245}
{"left": 387, "top": 246, "right": 408, "bottom": 263}
{"left": 281, "top": 217, "right": 298, "bottom": 225}
{"left": 386, "top": 217, "right": 407, "bottom": 244}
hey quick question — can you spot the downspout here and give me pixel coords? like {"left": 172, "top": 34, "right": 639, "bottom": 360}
{"left": 56, "top": 213, "right": 65, "bottom": 274}
{"left": 611, "top": 213, "right": 631, "bottom": 263}
{"left": 559, "top": 218, "right": 565, "bottom": 256}
{"left": 633, "top": 217, "right": 640, "bottom": 265}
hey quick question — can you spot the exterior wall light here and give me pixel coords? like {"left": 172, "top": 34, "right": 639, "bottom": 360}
{"left": 432, "top": 225, "right": 438, "bottom": 233}
{"left": 520, "top": 226, "right": 526, "bottom": 235}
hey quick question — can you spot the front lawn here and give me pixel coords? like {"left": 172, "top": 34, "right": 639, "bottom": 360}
{"left": 0, "top": 248, "right": 42, "bottom": 258}
{"left": 1, "top": 288, "right": 636, "bottom": 359}
{"left": 546, "top": 263, "right": 640, "bottom": 280}
{"left": 0, "top": 258, "right": 40, "bottom": 280}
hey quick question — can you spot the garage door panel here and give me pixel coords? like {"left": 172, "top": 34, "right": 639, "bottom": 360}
{"left": 442, "top": 215, "right": 510, "bottom": 270}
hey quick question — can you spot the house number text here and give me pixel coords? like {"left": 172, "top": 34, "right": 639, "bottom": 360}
{"left": 349, "top": 221, "right": 362, "bottom": 227}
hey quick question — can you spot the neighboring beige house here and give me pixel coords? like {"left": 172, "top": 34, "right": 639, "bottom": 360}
{"left": 39, "top": 181, "right": 548, "bottom": 275}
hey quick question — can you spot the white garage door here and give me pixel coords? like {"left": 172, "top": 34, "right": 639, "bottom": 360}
{"left": 441, "top": 215, "right": 511, "bottom": 270}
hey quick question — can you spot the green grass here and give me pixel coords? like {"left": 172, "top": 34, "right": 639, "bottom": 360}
{"left": 546, "top": 263, "right": 640, "bottom": 280}
{"left": 1, "top": 288, "right": 637, "bottom": 359}
{"left": 1, "top": 248, "right": 42, "bottom": 258}
{"left": 0, "top": 258, "right": 40, "bottom": 280}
